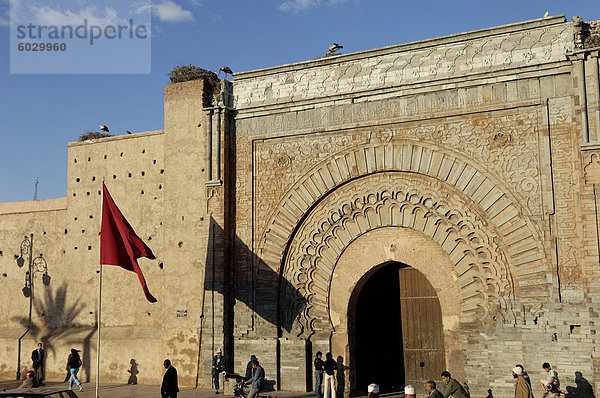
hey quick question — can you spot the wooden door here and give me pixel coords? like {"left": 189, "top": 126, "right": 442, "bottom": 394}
{"left": 399, "top": 267, "right": 446, "bottom": 387}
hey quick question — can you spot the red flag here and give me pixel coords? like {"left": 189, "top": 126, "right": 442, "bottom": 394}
{"left": 100, "top": 182, "right": 157, "bottom": 302}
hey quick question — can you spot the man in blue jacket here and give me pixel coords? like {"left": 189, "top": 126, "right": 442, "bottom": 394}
{"left": 243, "top": 359, "right": 265, "bottom": 398}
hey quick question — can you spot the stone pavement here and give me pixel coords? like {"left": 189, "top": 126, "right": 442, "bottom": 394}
{"left": 0, "top": 380, "right": 406, "bottom": 397}
{"left": 0, "top": 380, "right": 319, "bottom": 398}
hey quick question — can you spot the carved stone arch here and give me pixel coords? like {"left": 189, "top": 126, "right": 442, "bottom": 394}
{"left": 264, "top": 141, "right": 547, "bottom": 283}
{"left": 277, "top": 172, "right": 519, "bottom": 339}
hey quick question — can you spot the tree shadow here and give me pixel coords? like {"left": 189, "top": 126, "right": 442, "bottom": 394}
{"left": 565, "top": 371, "right": 595, "bottom": 398}
{"left": 12, "top": 283, "right": 90, "bottom": 377}
{"left": 127, "top": 359, "right": 139, "bottom": 384}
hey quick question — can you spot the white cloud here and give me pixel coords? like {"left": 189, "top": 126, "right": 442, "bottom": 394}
{"left": 9, "top": 1, "right": 124, "bottom": 27}
{"left": 278, "top": 0, "right": 352, "bottom": 13}
{"left": 138, "top": 0, "right": 194, "bottom": 22}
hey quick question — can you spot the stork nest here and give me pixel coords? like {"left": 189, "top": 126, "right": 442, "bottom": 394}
{"left": 169, "top": 64, "right": 221, "bottom": 107}
{"left": 169, "top": 65, "right": 219, "bottom": 84}
{"left": 78, "top": 131, "right": 113, "bottom": 141}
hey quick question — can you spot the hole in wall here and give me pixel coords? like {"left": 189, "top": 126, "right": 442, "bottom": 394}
{"left": 87, "top": 192, "right": 90, "bottom": 196}
{"left": 158, "top": 262, "right": 164, "bottom": 269}
{"left": 178, "top": 241, "right": 183, "bottom": 248}
{"left": 62, "top": 249, "right": 66, "bottom": 254}
{"left": 200, "top": 217, "right": 204, "bottom": 221}
{"left": 89, "top": 215, "right": 93, "bottom": 219}
{"left": 74, "top": 159, "right": 77, "bottom": 163}
{"left": 92, "top": 176, "right": 96, "bottom": 181}
{"left": 43, "top": 231, "right": 46, "bottom": 235}
{"left": 76, "top": 178, "right": 80, "bottom": 182}
{"left": 160, "top": 169, "right": 164, "bottom": 174}
{"left": 141, "top": 190, "right": 144, "bottom": 195}
{"left": 142, "top": 149, "right": 145, "bottom": 154}
{"left": 104, "top": 154, "right": 107, "bottom": 159}
{"left": 113, "top": 175, "right": 117, "bottom": 179}
{"left": 0, "top": 250, "right": 3, "bottom": 256}
{"left": 201, "top": 168, "right": 205, "bottom": 172}
{"left": 74, "top": 217, "right": 78, "bottom": 221}
{"left": 2, "top": 273, "right": 7, "bottom": 277}
{"left": 74, "top": 246, "right": 78, "bottom": 250}
{"left": 158, "top": 184, "right": 162, "bottom": 190}
{"left": 88, "top": 246, "right": 92, "bottom": 250}
{"left": 120, "top": 152, "right": 124, "bottom": 157}
{"left": 64, "top": 229, "right": 68, "bottom": 234}
{"left": 570, "top": 325, "right": 581, "bottom": 334}
{"left": 14, "top": 254, "right": 19, "bottom": 259}
{"left": 98, "top": 191, "right": 101, "bottom": 195}
{"left": 82, "top": 229, "right": 85, "bottom": 233}
{"left": 141, "top": 171, "right": 145, "bottom": 176}
{"left": 148, "top": 236, "right": 152, "bottom": 241}
{"left": 87, "top": 157, "right": 91, "bottom": 161}
{"left": 73, "top": 193, "right": 76, "bottom": 197}
{"left": 128, "top": 173, "right": 132, "bottom": 178}
{"left": 181, "top": 216, "right": 184, "bottom": 221}
{"left": 153, "top": 160, "right": 157, "bottom": 164}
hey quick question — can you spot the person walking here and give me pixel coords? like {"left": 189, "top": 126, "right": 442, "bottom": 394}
{"left": 243, "top": 358, "right": 265, "bottom": 398}
{"left": 425, "top": 380, "right": 444, "bottom": 398}
{"left": 31, "top": 342, "right": 45, "bottom": 386}
{"left": 323, "top": 352, "right": 336, "bottom": 398}
{"left": 513, "top": 367, "right": 534, "bottom": 398}
{"left": 515, "top": 364, "right": 531, "bottom": 387}
{"left": 66, "top": 348, "right": 83, "bottom": 392}
{"left": 212, "top": 348, "right": 226, "bottom": 394}
{"left": 161, "top": 359, "right": 179, "bottom": 398}
{"left": 441, "top": 371, "right": 468, "bottom": 398}
{"left": 314, "top": 351, "right": 324, "bottom": 397}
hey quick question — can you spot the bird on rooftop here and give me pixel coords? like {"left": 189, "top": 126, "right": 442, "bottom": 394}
{"left": 99, "top": 125, "right": 109, "bottom": 132}
{"left": 219, "top": 66, "right": 233, "bottom": 78}
{"left": 126, "top": 130, "right": 131, "bottom": 134}
{"left": 328, "top": 43, "right": 343, "bottom": 54}
{"left": 543, "top": 11, "right": 549, "bottom": 18}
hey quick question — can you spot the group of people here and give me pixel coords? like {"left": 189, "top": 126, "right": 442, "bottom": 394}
{"left": 212, "top": 349, "right": 265, "bottom": 398}
{"left": 422, "top": 363, "right": 560, "bottom": 398}
{"left": 23, "top": 342, "right": 83, "bottom": 392}
{"left": 510, "top": 362, "right": 561, "bottom": 398}
{"left": 314, "top": 351, "right": 339, "bottom": 398}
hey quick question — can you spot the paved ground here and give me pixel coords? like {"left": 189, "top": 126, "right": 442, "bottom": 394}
{"left": 0, "top": 380, "right": 408, "bottom": 397}
{"left": 0, "top": 380, "right": 326, "bottom": 398}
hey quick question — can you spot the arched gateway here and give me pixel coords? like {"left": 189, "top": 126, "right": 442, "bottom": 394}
{"left": 265, "top": 142, "right": 550, "bottom": 394}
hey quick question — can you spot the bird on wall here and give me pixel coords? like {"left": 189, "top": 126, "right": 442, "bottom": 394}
{"left": 219, "top": 66, "right": 233, "bottom": 79}
{"left": 99, "top": 125, "right": 109, "bottom": 132}
{"left": 328, "top": 43, "right": 343, "bottom": 54}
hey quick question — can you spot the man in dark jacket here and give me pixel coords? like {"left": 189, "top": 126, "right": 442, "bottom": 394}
{"left": 426, "top": 380, "right": 444, "bottom": 398}
{"left": 31, "top": 342, "right": 45, "bottom": 386}
{"left": 212, "top": 349, "right": 226, "bottom": 394}
{"left": 314, "top": 351, "right": 324, "bottom": 397}
{"left": 441, "top": 371, "right": 468, "bottom": 398}
{"left": 161, "top": 359, "right": 179, "bottom": 398}
{"left": 243, "top": 359, "right": 265, "bottom": 398}
{"left": 323, "top": 352, "right": 337, "bottom": 398}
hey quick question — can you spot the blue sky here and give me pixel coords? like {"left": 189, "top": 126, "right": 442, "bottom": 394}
{"left": 0, "top": 0, "right": 598, "bottom": 202}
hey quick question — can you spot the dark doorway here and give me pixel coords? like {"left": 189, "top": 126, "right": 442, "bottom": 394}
{"left": 352, "top": 262, "right": 446, "bottom": 395}
{"left": 354, "top": 262, "right": 404, "bottom": 393}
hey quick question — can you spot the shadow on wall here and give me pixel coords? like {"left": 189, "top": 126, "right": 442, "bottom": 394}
{"left": 127, "top": 359, "right": 139, "bottom": 384}
{"left": 565, "top": 371, "right": 595, "bottom": 398}
{"left": 12, "top": 283, "right": 95, "bottom": 380}
{"left": 204, "top": 217, "right": 306, "bottom": 335}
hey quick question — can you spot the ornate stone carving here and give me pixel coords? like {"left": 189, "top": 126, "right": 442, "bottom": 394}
{"left": 280, "top": 172, "right": 516, "bottom": 338}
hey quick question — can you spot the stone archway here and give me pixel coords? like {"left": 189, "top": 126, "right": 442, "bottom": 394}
{"left": 330, "top": 227, "right": 463, "bottom": 393}
{"left": 278, "top": 171, "right": 516, "bottom": 340}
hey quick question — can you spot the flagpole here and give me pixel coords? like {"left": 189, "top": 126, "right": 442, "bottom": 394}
{"left": 96, "top": 181, "right": 104, "bottom": 398}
